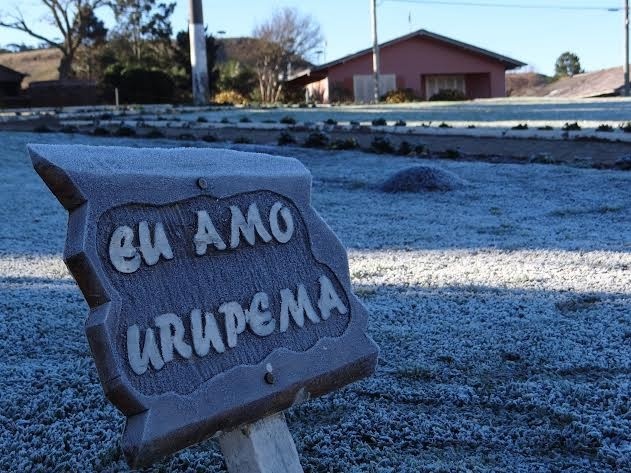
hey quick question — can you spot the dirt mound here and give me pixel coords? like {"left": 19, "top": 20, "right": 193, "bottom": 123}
{"left": 381, "top": 166, "right": 465, "bottom": 193}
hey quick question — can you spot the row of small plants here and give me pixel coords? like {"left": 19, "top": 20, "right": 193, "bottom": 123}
{"left": 276, "top": 130, "right": 447, "bottom": 157}
{"left": 510, "top": 122, "right": 631, "bottom": 132}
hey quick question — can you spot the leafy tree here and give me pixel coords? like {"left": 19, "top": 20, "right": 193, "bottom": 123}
{"left": 217, "top": 60, "right": 257, "bottom": 97}
{"left": 172, "top": 30, "right": 219, "bottom": 97}
{"left": 108, "top": 0, "right": 175, "bottom": 65}
{"left": 555, "top": 52, "right": 583, "bottom": 78}
{"left": 0, "top": 1, "right": 108, "bottom": 79}
{"left": 252, "top": 7, "right": 323, "bottom": 103}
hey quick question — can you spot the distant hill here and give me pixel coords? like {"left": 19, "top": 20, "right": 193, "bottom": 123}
{"left": 507, "top": 67, "right": 628, "bottom": 98}
{"left": 0, "top": 48, "right": 61, "bottom": 86}
{"left": 217, "top": 37, "right": 312, "bottom": 72}
{"left": 506, "top": 72, "right": 552, "bottom": 97}
{"left": 0, "top": 39, "right": 312, "bottom": 88}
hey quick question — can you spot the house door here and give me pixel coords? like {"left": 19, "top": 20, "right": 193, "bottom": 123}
{"left": 425, "top": 75, "right": 466, "bottom": 99}
{"left": 353, "top": 74, "right": 396, "bottom": 103}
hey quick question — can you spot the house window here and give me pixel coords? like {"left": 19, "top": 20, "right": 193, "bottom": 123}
{"left": 353, "top": 74, "right": 396, "bottom": 103}
{"left": 425, "top": 75, "right": 466, "bottom": 99}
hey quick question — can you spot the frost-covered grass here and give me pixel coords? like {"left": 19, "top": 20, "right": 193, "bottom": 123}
{"left": 1, "top": 132, "right": 630, "bottom": 472}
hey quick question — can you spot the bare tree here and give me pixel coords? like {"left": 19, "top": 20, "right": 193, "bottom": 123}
{"left": 253, "top": 8, "right": 323, "bottom": 103}
{"left": 0, "top": 0, "right": 107, "bottom": 79}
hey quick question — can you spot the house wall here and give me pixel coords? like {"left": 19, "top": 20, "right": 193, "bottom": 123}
{"left": 306, "top": 77, "right": 329, "bottom": 103}
{"left": 324, "top": 36, "right": 507, "bottom": 102}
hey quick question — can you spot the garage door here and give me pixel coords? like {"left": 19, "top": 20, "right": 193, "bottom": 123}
{"left": 353, "top": 74, "right": 396, "bottom": 103}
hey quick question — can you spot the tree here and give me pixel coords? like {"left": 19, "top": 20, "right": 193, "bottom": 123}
{"left": 555, "top": 52, "right": 583, "bottom": 78}
{"left": 0, "top": 1, "right": 107, "bottom": 79}
{"left": 172, "top": 30, "right": 219, "bottom": 97}
{"left": 252, "top": 8, "right": 323, "bottom": 103}
{"left": 108, "top": 0, "right": 175, "bottom": 65}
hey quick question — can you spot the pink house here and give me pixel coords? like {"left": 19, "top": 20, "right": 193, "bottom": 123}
{"left": 287, "top": 29, "right": 525, "bottom": 103}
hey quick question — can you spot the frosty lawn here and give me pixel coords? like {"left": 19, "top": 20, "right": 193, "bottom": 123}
{"left": 0, "top": 131, "right": 629, "bottom": 471}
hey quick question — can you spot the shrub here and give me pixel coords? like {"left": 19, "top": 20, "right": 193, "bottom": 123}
{"left": 60, "top": 125, "right": 78, "bottom": 133}
{"left": 414, "top": 144, "right": 428, "bottom": 155}
{"left": 280, "top": 115, "right": 297, "bottom": 125}
{"left": 371, "top": 117, "right": 387, "bottom": 126}
{"left": 201, "top": 134, "right": 218, "bottom": 142}
{"left": 114, "top": 125, "right": 136, "bottom": 137}
{"left": 620, "top": 122, "right": 631, "bottom": 133}
{"left": 108, "top": 67, "right": 175, "bottom": 104}
{"left": 429, "top": 89, "right": 467, "bottom": 101}
{"left": 596, "top": 124, "right": 613, "bottom": 132}
{"left": 277, "top": 131, "right": 296, "bottom": 145}
{"left": 394, "top": 120, "right": 407, "bottom": 127}
{"left": 467, "top": 125, "right": 476, "bottom": 129}
{"left": 511, "top": 123, "right": 528, "bottom": 130}
{"left": 33, "top": 124, "right": 52, "bottom": 133}
{"left": 370, "top": 136, "right": 395, "bottom": 154}
{"left": 381, "top": 88, "right": 417, "bottom": 104}
{"left": 92, "top": 127, "right": 110, "bottom": 136}
{"left": 438, "top": 122, "right": 452, "bottom": 128}
{"left": 329, "top": 82, "right": 353, "bottom": 103}
{"left": 614, "top": 156, "right": 631, "bottom": 170}
{"left": 145, "top": 128, "right": 165, "bottom": 138}
{"left": 443, "top": 149, "right": 461, "bottom": 159}
{"left": 324, "top": 118, "right": 338, "bottom": 125}
{"left": 329, "top": 138, "right": 359, "bottom": 150}
{"left": 303, "top": 131, "right": 329, "bottom": 148}
{"left": 538, "top": 125, "right": 554, "bottom": 131}
{"left": 397, "top": 141, "right": 413, "bottom": 155}
{"left": 197, "top": 116, "right": 208, "bottom": 123}
{"left": 239, "top": 116, "right": 252, "bottom": 123}
{"left": 350, "top": 120, "right": 360, "bottom": 126}
{"left": 562, "top": 122, "right": 581, "bottom": 131}
{"left": 213, "top": 90, "right": 249, "bottom": 105}
{"left": 381, "top": 166, "right": 465, "bottom": 193}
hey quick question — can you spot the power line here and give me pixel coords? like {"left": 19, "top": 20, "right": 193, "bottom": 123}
{"left": 384, "top": 0, "right": 621, "bottom": 12}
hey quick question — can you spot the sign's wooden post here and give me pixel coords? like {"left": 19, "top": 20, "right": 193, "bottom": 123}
{"left": 29, "top": 144, "right": 378, "bottom": 469}
{"left": 219, "top": 413, "right": 303, "bottom": 473}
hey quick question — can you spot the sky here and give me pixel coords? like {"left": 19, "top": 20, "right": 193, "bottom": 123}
{"left": 0, "top": 0, "right": 627, "bottom": 76}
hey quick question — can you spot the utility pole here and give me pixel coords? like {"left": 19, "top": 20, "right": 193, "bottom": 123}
{"left": 370, "top": 0, "right": 380, "bottom": 103}
{"left": 625, "top": 0, "right": 630, "bottom": 96}
{"left": 189, "top": 0, "right": 209, "bottom": 105}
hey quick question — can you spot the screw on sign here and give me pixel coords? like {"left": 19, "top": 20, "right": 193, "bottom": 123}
{"left": 29, "top": 144, "right": 379, "bottom": 471}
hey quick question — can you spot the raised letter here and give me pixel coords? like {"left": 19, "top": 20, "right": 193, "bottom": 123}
{"left": 247, "top": 292, "right": 275, "bottom": 336}
{"left": 280, "top": 284, "right": 320, "bottom": 332}
{"left": 318, "top": 276, "right": 348, "bottom": 320}
{"left": 230, "top": 203, "right": 272, "bottom": 248}
{"left": 219, "top": 302, "right": 246, "bottom": 348}
{"left": 154, "top": 313, "right": 192, "bottom": 363}
{"left": 127, "top": 324, "right": 164, "bottom": 375}
{"left": 194, "top": 210, "right": 226, "bottom": 255}
{"left": 190, "top": 309, "right": 225, "bottom": 356}
{"left": 269, "top": 202, "right": 294, "bottom": 243}
{"left": 139, "top": 221, "right": 173, "bottom": 265}
{"left": 109, "top": 226, "right": 140, "bottom": 273}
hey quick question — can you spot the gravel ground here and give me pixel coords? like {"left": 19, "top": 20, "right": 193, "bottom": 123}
{"left": 0, "top": 131, "right": 630, "bottom": 472}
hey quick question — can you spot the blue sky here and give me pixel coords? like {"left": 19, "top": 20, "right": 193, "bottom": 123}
{"left": 0, "top": 0, "right": 626, "bottom": 76}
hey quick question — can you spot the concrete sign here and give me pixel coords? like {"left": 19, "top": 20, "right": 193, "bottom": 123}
{"left": 29, "top": 144, "right": 378, "bottom": 468}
